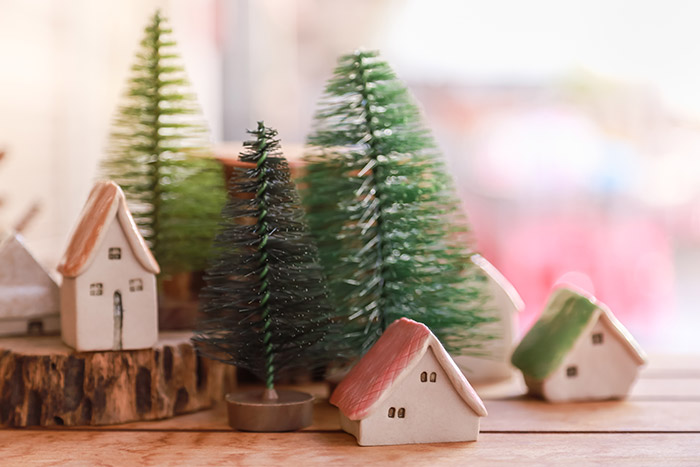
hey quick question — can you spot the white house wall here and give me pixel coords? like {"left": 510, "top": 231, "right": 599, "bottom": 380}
{"left": 0, "top": 236, "right": 59, "bottom": 321}
{"left": 0, "top": 285, "right": 58, "bottom": 319}
{"left": 63, "top": 218, "right": 157, "bottom": 351}
{"left": 60, "top": 277, "right": 78, "bottom": 348}
{"left": 357, "top": 348, "right": 480, "bottom": 446}
{"left": 454, "top": 266, "right": 519, "bottom": 383}
{"left": 0, "top": 315, "right": 60, "bottom": 336}
{"left": 541, "top": 316, "right": 641, "bottom": 402}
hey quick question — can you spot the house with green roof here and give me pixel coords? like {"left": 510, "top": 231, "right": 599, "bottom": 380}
{"left": 511, "top": 287, "right": 647, "bottom": 402}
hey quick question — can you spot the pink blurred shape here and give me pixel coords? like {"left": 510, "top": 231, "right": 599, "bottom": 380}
{"left": 553, "top": 271, "right": 596, "bottom": 296}
{"left": 472, "top": 214, "right": 674, "bottom": 337}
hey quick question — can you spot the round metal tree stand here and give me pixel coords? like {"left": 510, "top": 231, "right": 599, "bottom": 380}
{"left": 226, "top": 389, "right": 314, "bottom": 432}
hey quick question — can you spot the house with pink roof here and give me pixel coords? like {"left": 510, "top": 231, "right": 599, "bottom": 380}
{"left": 330, "top": 318, "right": 487, "bottom": 446}
{"left": 58, "top": 180, "right": 160, "bottom": 352}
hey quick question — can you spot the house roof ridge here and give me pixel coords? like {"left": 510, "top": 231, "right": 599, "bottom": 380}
{"left": 426, "top": 332, "right": 488, "bottom": 417}
{"left": 470, "top": 253, "right": 525, "bottom": 312}
{"left": 0, "top": 231, "right": 57, "bottom": 287}
{"left": 597, "top": 301, "right": 647, "bottom": 365}
{"left": 330, "top": 317, "right": 487, "bottom": 420}
{"left": 57, "top": 180, "right": 159, "bottom": 277}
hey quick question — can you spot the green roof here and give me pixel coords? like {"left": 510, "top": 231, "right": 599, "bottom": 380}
{"left": 511, "top": 288, "right": 599, "bottom": 380}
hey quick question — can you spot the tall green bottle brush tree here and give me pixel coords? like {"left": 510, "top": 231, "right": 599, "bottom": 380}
{"left": 301, "top": 50, "right": 495, "bottom": 361}
{"left": 103, "top": 11, "right": 225, "bottom": 276}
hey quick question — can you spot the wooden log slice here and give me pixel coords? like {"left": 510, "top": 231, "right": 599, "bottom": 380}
{"left": 0, "top": 331, "right": 235, "bottom": 427}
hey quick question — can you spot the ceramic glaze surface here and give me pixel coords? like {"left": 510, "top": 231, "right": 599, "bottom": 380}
{"left": 331, "top": 318, "right": 486, "bottom": 420}
{"left": 331, "top": 318, "right": 432, "bottom": 420}
{"left": 57, "top": 182, "right": 118, "bottom": 277}
{"left": 66, "top": 219, "right": 157, "bottom": 351}
{"left": 0, "top": 233, "right": 59, "bottom": 335}
{"left": 511, "top": 289, "right": 598, "bottom": 380}
{"left": 331, "top": 318, "right": 487, "bottom": 446}
{"left": 58, "top": 181, "right": 159, "bottom": 278}
{"left": 454, "top": 254, "right": 522, "bottom": 383}
{"left": 356, "top": 349, "right": 481, "bottom": 445}
{"left": 512, "top": 287, "right": 646, "bottom": 402}
{"left": 541, "top": 316, "right": 642, "bottom": 402}
{"left": 59, "top": 181, "right": 159, "bottom": 351}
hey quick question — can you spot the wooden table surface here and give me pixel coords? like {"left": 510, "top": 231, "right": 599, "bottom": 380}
{"left": 2, "top": 354, "right": 699, "bottom": 466}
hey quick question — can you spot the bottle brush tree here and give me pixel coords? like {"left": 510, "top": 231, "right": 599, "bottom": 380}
{"left": 103, "top": 10, "right": 225, "bottom": 276}
{"left": 193, "top": 123, "right": 334, "bottom": 431}
{"left": 301, "top": 50, "right": 495, "bottom": 362}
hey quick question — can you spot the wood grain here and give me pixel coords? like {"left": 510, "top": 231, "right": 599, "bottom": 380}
{"left": 630, "top": 377, "right": 700, "bottom": 400}
{"left": 0, "top": 431, "right": 698, "bottom": 466}
{"left": 69, "top": 398, "right": 700, "bottom": 434}
{"left": 482, "top": 399, "right": 700, "bottom": 432}
{"left": 640, "top": 354, "right": 700, "bottom": 377}
{"left": 0, "top": 332, "right": 235, "bottom": 427}
{"left": 472, "top": 373, "right": 700, "bottom": 401}
{"left": 1, "top": 353, "right": 699, "bottom": 465}
{"left": 74, "top": 383, "right": 338, "bottom": 432}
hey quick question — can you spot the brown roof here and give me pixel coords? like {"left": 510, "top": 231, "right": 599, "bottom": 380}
{"left": 57, "top": 181, "right": 160, "bottom": 277}
{"left": 330, "top": 318, "right": 488, "bottom": 420}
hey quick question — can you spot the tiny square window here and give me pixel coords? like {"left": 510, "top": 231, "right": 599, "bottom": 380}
{"left": 108, "top": 247, "right": 121, "bottom": 260}
{"left": 592, "top": 333, "right": 604, "bottom": 345}
{"left": 397, "top": 408, "right": 405, "bottom": 418}
{"left": 90, "top": 283, "right": 103, "bottom": 296}
{"left": 129, "top": 278, "right": 143, "bottom": 292}
{"left": 387, "top": 407, "right": 395, "bottom": 418}
{"left": 566, "top": 365, "right": 578, "bottom": 378}
{"left": 420, "top": 371, "right": 427, "bottom": 382}
{"left": 27, "top": 320, "right": 43, "bottom": 335}
{"left": 429, "top": 372, "right": 437, "bottom": 383}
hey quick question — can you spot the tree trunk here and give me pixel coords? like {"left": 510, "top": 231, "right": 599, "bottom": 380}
{"left": 0, "top": 332, "right": 235, "bottom": 427}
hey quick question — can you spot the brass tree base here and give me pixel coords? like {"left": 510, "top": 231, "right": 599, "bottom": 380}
{"left": 226, "top": 389, "right": 314, "bottom": 432}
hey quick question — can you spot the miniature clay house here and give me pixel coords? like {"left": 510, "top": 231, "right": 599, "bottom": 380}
{"left": 57, "top": 180, "right": 160, "bottom": 351}
{"left": 330, "top": 317, "right": 488, "bottom": 446}
{"left": 454, "top": 254, "right": 524, "bottom": 383}
{"left": 511, "top": 287, "right": 647, "bottom": 402}
{"left": 0, "top": 231, "right": 60, "bottom": 336}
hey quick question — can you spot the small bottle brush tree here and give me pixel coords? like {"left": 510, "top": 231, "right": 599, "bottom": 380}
{"left": 301, "top": 50, "right": 495, "bottom": 362}
{"left": 194, "top": 122, "right": 334, "bottom": 432}
{"left": 103, "top": 10, "right": 225, "bottom": 277}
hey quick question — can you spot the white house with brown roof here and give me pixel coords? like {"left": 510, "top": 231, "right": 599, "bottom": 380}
{"left": 0, "top": 231, "right": 60, "bottom": 336}
{"left": 454, "top": 254, "right": 524, "bottom": 383}
{"left": 58, "top": 181, "right": 160, "bottom": 351}
{"left": 330, "top": 318, "right": 487, "bottom": 446}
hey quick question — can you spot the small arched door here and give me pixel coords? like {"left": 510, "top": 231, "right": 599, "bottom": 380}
{"left": 113, "top": 291, "right": 123, "bottom": 350}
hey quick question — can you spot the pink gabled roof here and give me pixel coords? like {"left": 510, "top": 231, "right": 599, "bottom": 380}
{"left": 57, "top": 181, "right": 160, "bottom": 278}
{"left": 330, "top": 318, "right": 487, "bottom": 420}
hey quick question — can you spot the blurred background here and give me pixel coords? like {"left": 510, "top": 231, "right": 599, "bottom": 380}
{"left": 1, "top": 0, "right": 699, "bottom": 351}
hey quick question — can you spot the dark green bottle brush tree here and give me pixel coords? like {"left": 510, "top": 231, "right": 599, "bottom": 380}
{"left": 103, "top": 10, "right": 225, "bottom": 276}
{"left": 301, "top": 50, "right": 495, "bottom": 363}
{"left": 193, "top": 122, "right": 334, "bottom": 431}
